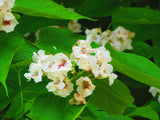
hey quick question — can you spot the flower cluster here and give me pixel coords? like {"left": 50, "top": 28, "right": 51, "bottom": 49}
{"left": 24, "top": 39, "right": 117, "bottom": 105}
{"left": 149, "top": 87, "right": 160, "bottom": 103}
{"left": 0, "top": 0, "right": 18, "bottom": 32}
{"left": 24, "top": 50, "right": 73, "bottom": 98}
{"left": 86, "top": 26, "right": 135, "bottom": 51}
{"left": 71, "top": 40, "right": 117, "bottom": 86}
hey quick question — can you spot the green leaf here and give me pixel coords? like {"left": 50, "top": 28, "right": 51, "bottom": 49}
{"left": 13, "top": 0, "right": 93, "bottom": 20}
{"left": 91, "top": 79, "right": 134, "bottom": 115}
{"left": 12, "top": 41, "right": 38, "bottom": 62}
{"left": 126, "top": 104, "right": 159, "bottom": 120}
{"left": 0, "top": 86, "right": 19, "bottom": 111}
{"left": 153, "top": 47, "right": 160, "bottom": 67}
{"left": 149, "top": 101, "right": 160, "bottom": 113}
{"left": 0, "top": 32, "right": 24, "bottom": 93}
{"left": 108, "top": 45, "right": 160, "bottom": 89}
{"left": 0, "top": 67, "right": 48, "bottom": 118}
{"left": 35, "top": 27, "right": 85, "bottom": 54}
{"left": 78, "top": 0, "right": 131, "bottom": 18}
{"left": 4, "top": 96, "right": 23, "bottom": 119}
{"left": 11, "top": 41, "right": 38, "bottom": 68}
{"left": 86, "top": 103, "right": 133, "bottom": 120}
{"left": 28, "top": 93, "right": 88, "bottom": 120}
{"left": 98, "top": 115, "right": 133, "bottom": 120}
{"left": 16, "top": 15, "right": 68, "bottom": 35}
{"left": 130, "top": 41, "right": 153, "bottom": 59}
{"left": 112, "top": 7, "right": 160, "bottom": 24}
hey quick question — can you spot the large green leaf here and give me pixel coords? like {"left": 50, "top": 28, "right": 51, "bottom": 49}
{"left": 125, "top": 104, "right": 159, "bottom": 120}
{"left": 108, "top": 45, "right": 160, "bottom": 89}
{"left": 153, "top": 47, "right": 160, "bottom": 67}
{"left": 28, "top": 93, "right": 88, "bottom": 120}
{"left": 0, "top": 86, "right": 19, "bottom": 111}
{"left": 13, "top": 0, "right": 92, "bottom": 20}
{"left": 35, "top": 27, "right": 85, "bottom": 54}
{"left": 0, "top": 67, "right": 48, "bottom": 119}
{"left": 0, "top": 32, "right": 24, "bottom": 93}
{"left": 91, "top": 79, "right": 134, "bottom": 115}
{"left": 112, "top": 7, "right": 160, "bottom": 24}
{"left": 78, "top": 0, "right": 131, "bottom": 18}
{"left": 130, "top": 41, "right": 153, "bottom": 59}
{"left": 16, "top": 15, "right": 68, "bottom": 35}
{"left": 12, "top": 41, "right": 38, "bottom": 62}
{"left": 85, "top": 103, "right": 133, "bottom": 120}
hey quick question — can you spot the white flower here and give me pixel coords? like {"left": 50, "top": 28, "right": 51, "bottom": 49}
{"left": 46, "top": 78, "right": 65, "bottom": 92}
{"left": 56, "top": 77, "right": 73, "bottom": 97}
{"left": 107, "top": 26, "right": 134, "bottom": 51}
{"left": 86, "top": 28, "right": 102, "bottom": 44}
{"left": 0, "top": 0, "right": 18, "bottom": 33}
{"left": 0, "top": 11, "right": 18, "bottom": 33}
{"left": 114, "top": 26, "right": 128, "bottom": 40}
{"left": 69, "top": 93, "right": 86, "bottom": 105}
{"left": 77, "top": 56, "right": 99, "bottom": 77}
{"left": 149, "top": 87, "right": 160, "bottom": 103}
{"left": 32, "top": 50, "right": 46, "bottom": 63}
{"left": 54, "top": 53, "right": 72, "bottom": 72}
{"left": 99, "top": 62, "right": 113, "bottom": 78}
{"left": 100, "top": 30, "right": 111, "bottom": 46}
{"left": 149, "top": 87, "right": 160, "bottom": 97}
{"left": 114, "top": 26, "right": 135, "bottom": 40}
{"left": 46, "top": 71, "right": 67, "bottom": 82}
{"left": 46, "top": 77, "right": 73, "bottom": 98}
{"left": 41, "top": 55, "right": 58, "bottom": 73}
{"left": 72, "top": 40, "right": 92, "bottom": 59}
{"left": 24, "top": 63, "right": 43, "bottom": 83}
{"left": 76, "top": 76, "right": 95, "bottom": 97}
{"left": 68, "top": 20, "right": 82, "bottom": 33}
{"left": 95, "top": 46, "right": 111, "bottom": 64}
{"left": 32, "top": 50, "right": 52, "bottom": 73}
{"left": 0, "top": 0, "right": 15, "bottom": 11}
{"left": 109, "top": 73, "right": 117, "bottom": 86}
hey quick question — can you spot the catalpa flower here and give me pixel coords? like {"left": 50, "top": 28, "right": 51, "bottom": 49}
{"left": 68, "top": 20, "right": 82, "bottom": 33}
{"left": 32, "top": 50, "right": 52, "bottom": 71}
{"left": 114, "top": 26, "right": 135, "bottom": 40}
{"left": 109, "top": 73, "right": 118, "bottom": 86}
{"left": 85, "top": 26, "right": 135, "bottom": 51}
{"left": 46, "top": 77, "right": 73, "bottom": 98}
{"left": 0, "top": 0, "right": 18, "bottom": 33}
{"left": 46, "top": 71, "right": 67, "bottom": 82}
{"left": 149, "top": 87, "right": 160, "bottom": 97}
{"left": 69, "top": 93, "right": 86, "bottom": 105}
{"left": 149, "top": 87, "right": 160, "bottom": 103}
{"left": 86, "top": 28, "right": 102, "bottom": 44}
{"left": 77, "top": 56, "right": 99, "bottom": 78}
{"left": 0, "top": 0, "right": 15, "bottom": 11}
{"left": 107, "top": 26, "right": 134, "bottom": 51}
{"left": 24, "top": 63, "right": 43, "bottom": 83}
{"left": 95, "top": 60, "right": 117, "bottom": 85}
{"left": 76, "top": 76, "right": 95, "bottom": 98}
{"left": 0, "top": 11, "right": 18, "bottom": 32}
{"left": 54, "top": 53, "right": 72, "bottom": 72}
{"left": 99, "top": 62, "right": 113, "bottom": 78}
{"left": 72, "top": 40, "right": 92, "bottom": 59}
{"left": 95, "top": 46, "right": 111, "bottom": 65}
{"left": 100, "top": 30, "right": 111, "bottom": 46}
